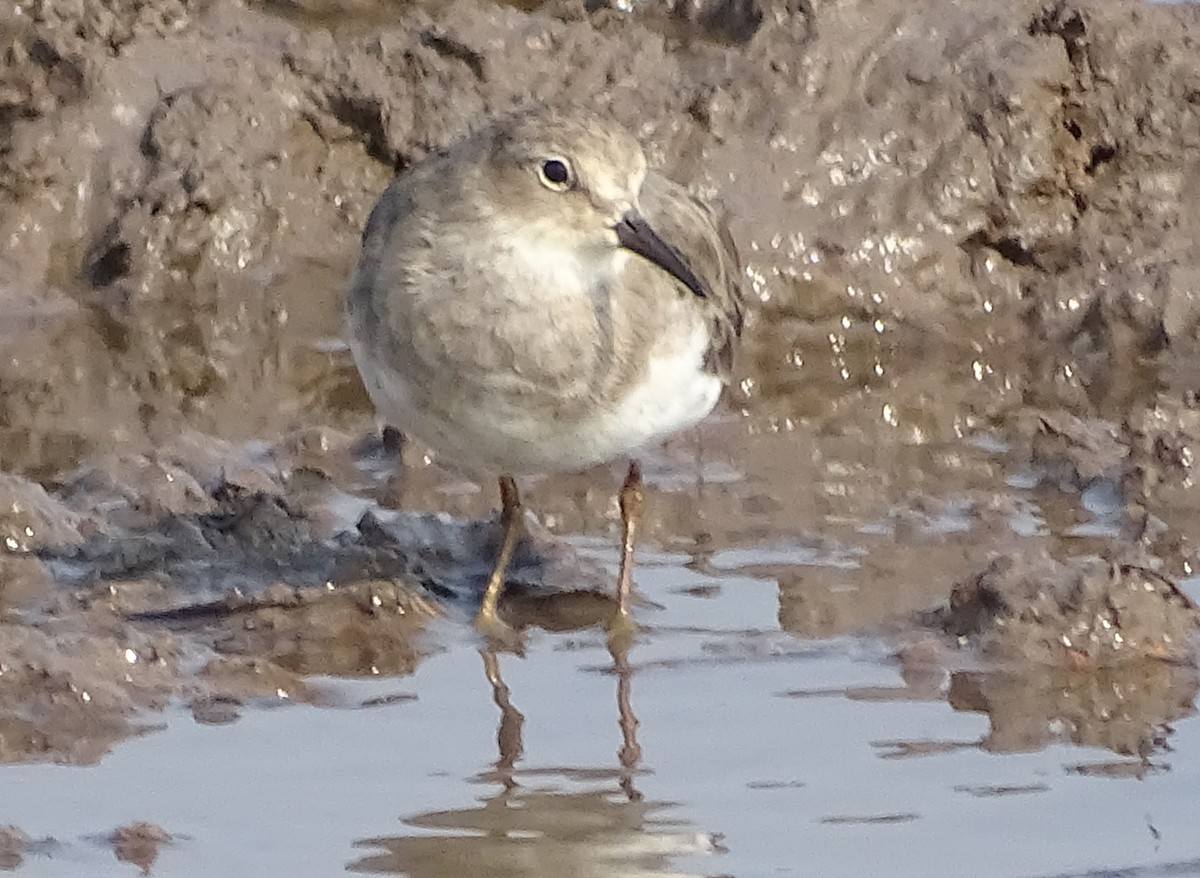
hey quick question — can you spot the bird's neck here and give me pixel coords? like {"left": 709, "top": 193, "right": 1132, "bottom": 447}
{"left": 495, "top": 227, "right": 614, "bottom": 302}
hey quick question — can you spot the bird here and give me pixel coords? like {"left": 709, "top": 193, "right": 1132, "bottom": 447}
{"left": 345, "top": 107, "right": 744, "bottom": 640}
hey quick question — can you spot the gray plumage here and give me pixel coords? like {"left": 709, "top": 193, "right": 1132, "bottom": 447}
{"left": 346, "top": 107, "right": 744, "bottom": 477}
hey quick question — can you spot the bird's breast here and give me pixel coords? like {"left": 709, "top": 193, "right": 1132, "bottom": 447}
{"left": 495, "top": 231, "right": 612, "bottom": 301}
{"left": 399, "top": 232, "right": 609, "bottom": 407}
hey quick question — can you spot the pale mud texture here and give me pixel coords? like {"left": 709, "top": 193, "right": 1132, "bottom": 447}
{"left": 1, "top": 0, "right": 1200, "bottom": 764}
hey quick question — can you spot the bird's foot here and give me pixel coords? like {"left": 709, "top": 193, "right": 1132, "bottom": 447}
{"left": 606, "top": 607, "right": 639, "bottom": 647}
{"left": 475, "top": 606, "right": 526, "bottom": 655}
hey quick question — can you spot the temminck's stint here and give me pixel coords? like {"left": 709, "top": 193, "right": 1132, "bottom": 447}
{"left": 346, "top": 107, "right": 744, "bottom": 639}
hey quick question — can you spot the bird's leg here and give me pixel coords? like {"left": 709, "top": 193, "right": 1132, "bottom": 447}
{"left": 612, "top": 460, "right": 644, "bottom": 637}
{"left": 378, "top": 426, "right": 408, "bottom": 509}
{"left": 477, "top": 475, "right": 523, "bottom": 635}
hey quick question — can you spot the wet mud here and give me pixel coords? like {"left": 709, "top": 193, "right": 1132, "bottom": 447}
{"left": 3, "top": 0, "right": 1200, "bottom": 873}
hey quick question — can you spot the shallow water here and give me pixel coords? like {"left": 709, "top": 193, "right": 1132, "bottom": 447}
{"left": 4, "top": 402, "right": 1199, "bottom": 877}
{"left": 6, "top": 567, "right": 1200, "bottom": 878}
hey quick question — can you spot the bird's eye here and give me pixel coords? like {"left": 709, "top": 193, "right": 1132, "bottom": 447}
{"left": 538, "top": 158, "right": 573, "bottom": 191}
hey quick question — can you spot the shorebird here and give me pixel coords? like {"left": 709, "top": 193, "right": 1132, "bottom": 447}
{"left": 346, "top": 107, "right": 744, "bottom": 639}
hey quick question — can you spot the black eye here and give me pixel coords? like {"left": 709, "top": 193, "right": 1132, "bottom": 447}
{"left": 538, "top": 158, "right": 572, "bottom": 190}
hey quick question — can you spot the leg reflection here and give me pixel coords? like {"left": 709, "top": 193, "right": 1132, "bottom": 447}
{"left": 610, "top": 637, "right": 643, "bottom": 803}
{"left": 480, "top": 648, "right": 524, "bottom": 792}
{"left": 355, "top": 646, "right": 723, "bottom": 876}
{"left": 481, "top": 640, "right": 643, "bottom": 802}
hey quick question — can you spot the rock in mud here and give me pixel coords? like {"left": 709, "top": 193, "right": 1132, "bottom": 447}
{"left": 1123, "top": 394, "right": 1200, "bottom": 515}
{"left": 45, "top": 447, "right": 609, "bottom": 616}
{"left": 108, "top": 821, "right": 172, "bottom": 874}
{"left": 1023, "top": 410, "right": 1126, "bottom": 489}
{"left": 13, "top": 0, "right": 199, "bottom": 53}
{"left": 0, "top": 825, "right": 27, "bottom": 870}
{"left": 938, "top": 550, "right": 1198, "bottom": 666}
{"left": 0, "top": 472, "right": 84, "bottom": 552}
{"left": 935, "top": 549, "right": 1200, "bottom": 761}
{"left": 60, "top": 454, "right": 213, "bottom": 532}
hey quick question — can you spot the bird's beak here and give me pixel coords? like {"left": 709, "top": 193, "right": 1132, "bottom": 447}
{"left": 614, "top": 210, "right": 709, "bottom": 300}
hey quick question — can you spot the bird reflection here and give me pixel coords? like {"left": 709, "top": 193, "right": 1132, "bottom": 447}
{"left": 349, "top": 639, "right": 722, "bottom": 878}
{"left": 480, "top": 637, "right": 642, "bottom": 802}
{"left": 612, "top": 640, "right": 643, "bottom": 803}
{"left": 480, "top": 647, "right": 524, "bottom": 793}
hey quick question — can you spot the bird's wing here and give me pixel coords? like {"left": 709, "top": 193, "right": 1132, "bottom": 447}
{"left": 640, "top": 171, "right": 746, "bottom": 380}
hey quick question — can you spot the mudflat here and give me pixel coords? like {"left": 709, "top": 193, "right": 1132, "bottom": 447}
{"left": 2, "top": 0, "right": 1200, "bottom": 875}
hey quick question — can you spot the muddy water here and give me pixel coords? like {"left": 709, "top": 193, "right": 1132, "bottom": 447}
{"left": 3, "top": 388, "right": 1200, "bottom": 876}
{"left": 10, "top": 607, "right": 1200, "bottom": 878}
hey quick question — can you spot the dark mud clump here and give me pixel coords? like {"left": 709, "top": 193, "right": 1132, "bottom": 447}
{"left": 107, "top": 821, "right": 172, "bottom": 873}
{"left": 933, "top": 550, "right": 1199, "bottom": 762}
{"left": 0, "top": 825, "right": 28, "bottom": 870}
{"left": 0, "top": 428, "right": 622, "bottom": 762}
{"left": 938, "top": 551, "right": 1198, "bottom": 666}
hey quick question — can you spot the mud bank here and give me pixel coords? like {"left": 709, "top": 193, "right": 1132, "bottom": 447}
{"left": 2, "top": 0, "right": 1200, "bottom": 468}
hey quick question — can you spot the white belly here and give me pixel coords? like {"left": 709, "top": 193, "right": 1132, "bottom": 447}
{"left": 351, "top": 323, "right": 722, "bottom": 475}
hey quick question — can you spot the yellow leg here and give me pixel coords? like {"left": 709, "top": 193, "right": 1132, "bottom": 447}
{"left": 611, "top": 461, "right": 643, "bottom": 637}
{"left": 477, "top": 475, "right": 522, "bottom": 635}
